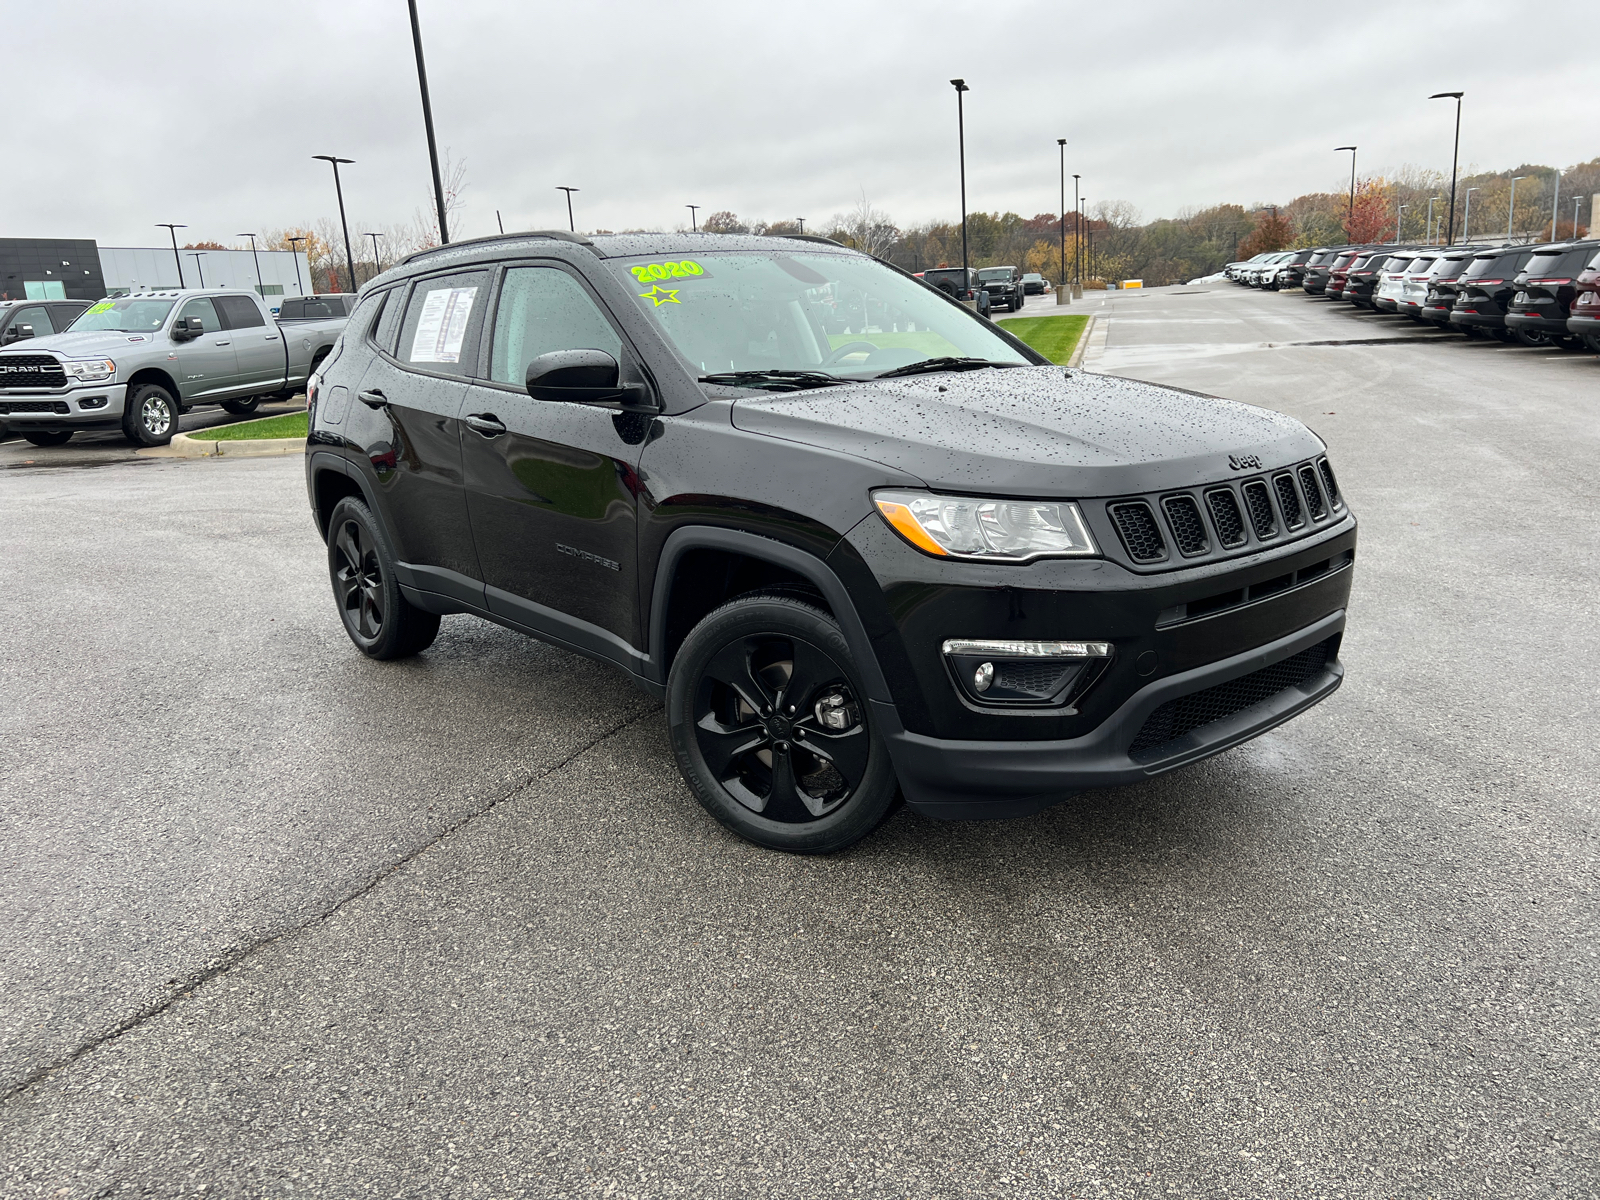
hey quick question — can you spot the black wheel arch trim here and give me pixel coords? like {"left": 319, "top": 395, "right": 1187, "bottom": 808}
{"left": 646, "top": 524, "right": 893, "bottom": 705}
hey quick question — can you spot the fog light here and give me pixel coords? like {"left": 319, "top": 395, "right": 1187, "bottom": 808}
{"left": 943, "top": 639, "right": 1113, "bottom": 708}
{"left": 77, "top": 396, "right": 108, "bottom": 410}
{"left": 973, "top": 662, "right": 994, "bottom": 692}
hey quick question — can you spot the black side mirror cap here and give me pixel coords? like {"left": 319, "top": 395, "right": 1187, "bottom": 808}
{"left": 4, "top": 324, "right": 33, "bottom": 343}
{"left": 525, "top": 348, "right": 656, "bottom": 413}
{"left": 171, "top": 316, "right": 204, "bottom": 341}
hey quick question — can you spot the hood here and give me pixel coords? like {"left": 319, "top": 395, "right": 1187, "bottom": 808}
{"left": 728, "top": 365, "right": 1324, "bottom": 497}
{"left": 0, "top": 330, "right": 161, "bottom": 360}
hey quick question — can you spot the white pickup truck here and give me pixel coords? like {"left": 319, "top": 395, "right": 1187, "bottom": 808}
{"left": 0, "top": 288, "right": 347, "bottom": 447}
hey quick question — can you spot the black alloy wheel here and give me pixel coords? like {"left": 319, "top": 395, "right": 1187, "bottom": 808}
{"left": 122, "top": 382, "right": 177, "bottom": 447}
{"left": 668, "top": 593, "right": 898, "bottom": 853}
{"left": 325, "top": 496, "right": 440, "bottom": 659}
{"left": 23, "top": 430, "right": 73, "bottom": 447}
{"left": 1514, "top": 328, "right": 1551, "bottom": 348}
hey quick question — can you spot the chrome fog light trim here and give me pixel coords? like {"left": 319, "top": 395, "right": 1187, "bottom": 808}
{"left": 942, "top": 639, "right": 1112, "bottom": 659}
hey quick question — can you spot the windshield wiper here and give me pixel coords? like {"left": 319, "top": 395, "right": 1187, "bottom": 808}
{"left": 699, "top": 369, "right": 847, "bottom": 392}
{"left": 873, "top": 357, "right": 1019, "bottom": 379}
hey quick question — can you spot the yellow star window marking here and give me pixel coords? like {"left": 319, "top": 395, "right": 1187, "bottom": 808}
{"left": 639, "top": 285, "right": 681, "bottom": 306}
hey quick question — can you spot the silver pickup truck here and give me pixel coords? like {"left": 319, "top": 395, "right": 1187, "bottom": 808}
{"left": 0, "top": 288, "right": 346, "bottom": 447}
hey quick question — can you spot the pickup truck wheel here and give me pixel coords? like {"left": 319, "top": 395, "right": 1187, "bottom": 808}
{"left": 221, "top": 397, "right": 262, "bottom": 415}
{"left": 668, "top": 593, "right": 899, "bottom": 854}
{"left": 122, "top": 383, "right": 177, "bottom": 446}
{"left": 23, "top": 431, "right": 73, "bottom": 447}
{"left": 326, "top": 497, "right": 440, "bottom": 659}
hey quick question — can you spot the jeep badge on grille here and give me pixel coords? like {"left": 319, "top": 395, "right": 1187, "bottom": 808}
{"left": 1228, "top": 453, "right": 1262, "bottom": 471}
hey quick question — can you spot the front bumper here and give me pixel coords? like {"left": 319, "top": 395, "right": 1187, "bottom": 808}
{"left": 0, "top": 384, "right": 128, "bottom": 433}
{"left": 880, "top": 610, "right": 1345, "bottom": 819}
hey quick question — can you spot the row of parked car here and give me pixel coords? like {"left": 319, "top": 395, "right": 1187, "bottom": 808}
{"left": 1224, "top": 242, "right": 1600, "bottom": 351}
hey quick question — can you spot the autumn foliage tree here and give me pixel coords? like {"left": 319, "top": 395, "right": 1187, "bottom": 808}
{"left": 1236, "top": 208, "right": 1292, "bottom": 258}
{"left": 1343, "top": 180, "right": 1392, "bottom": 244}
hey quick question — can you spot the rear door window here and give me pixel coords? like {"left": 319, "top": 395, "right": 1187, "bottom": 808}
{"left": 214, "top": 295, "right": 266, "bottom": 329}
{"left": 396, "top": 270, "right": 490, "bottom": 376}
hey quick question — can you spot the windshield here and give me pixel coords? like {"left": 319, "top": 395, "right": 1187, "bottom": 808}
{"left": 977, "top": 267, "right": 1014, "bottom": 281}
{"left": 608, "top": 251, "right": 1032, "bottom": 378}
{"left": 67, "top": 297, "right": 174, "bottom": 333}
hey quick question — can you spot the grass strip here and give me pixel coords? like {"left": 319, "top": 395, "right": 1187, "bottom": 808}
{"left": 189, "top": 410, "right": 309, "bottom": 441}
{"left": 999, "top": 314, "right": 1091, "bottom": 364}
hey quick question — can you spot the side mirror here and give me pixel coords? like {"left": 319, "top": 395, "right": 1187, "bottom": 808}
{"left": 525, "top": 349, "right": 654, "bottom": 412}
{"left": 171, "top": 316, "right": 204, "bottom": 342}
{"left": 3, "top": 323, "right": 32, "bottom": 343}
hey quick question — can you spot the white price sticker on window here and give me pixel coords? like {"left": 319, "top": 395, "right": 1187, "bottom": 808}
{"left": 409, "top": 286, "right": 478, "bottom": 363}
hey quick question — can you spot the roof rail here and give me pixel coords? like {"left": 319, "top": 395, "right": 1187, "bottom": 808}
{"left": 401, "top": 229, "right": 594, "bottom": 267}
{"left": 776, "top": 233, "right": 847, "bottom": 248}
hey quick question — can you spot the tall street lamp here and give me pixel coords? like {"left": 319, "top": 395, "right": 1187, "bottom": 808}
{"left": 796, "top": 218, "right": 805, "bottom": 233}
{"left": 187, "top": 252, "right": 206, "bottom": 288}
{"left": 1551, "top": 168, "right": 1562, "bottom": 242}
{"left": 1073, "top": 175, "right": 1080, "bottom": 289}
{"left": 1425, "top": 197, "right": 1441, "bottom": 245}
{"left": 287, "top": 237, "right": 307, "bottom": 295}
{"left": 156, "top": 223, "right": 187, "bottom": 287}
{"left": 1056, "top": 138, "right": 1068, "bottom": 303}
{"left": 950, "top": 79, "right": 970, "bottom": 282}
{"left": 1335, "top": 147, "right": 1357, "bottom": 240}
{"left": 365, "top": 232, "right": 385, "bottom": 282}
{"left": 1573, "top": 196, "right": 1583, "bottom": 240}
{"left": 1508, "top": 176, "right": 1526, "bottom": 240}
{"left": 238, "top": 233, "right": 264, "bottom": 296}
{"left": 1395, "top": 204, "right": 1409, "bottom": 244}
{"left": 1462, "top": 188, "right": 1479, "bottom": 241}
{"left": 686, "top": 205, "right": 699, "bottom": 232}
{"left": 1428, "top": 93, "right": 1463, "bottom": 244}
{"left": 557, "top": 186, "right": 579, "bottom": 232}
{"left": 409, "top": 0, "right": 449, "bottom": 245}
{"left": 313, "top": 155, "right": 358, "bottom": 294}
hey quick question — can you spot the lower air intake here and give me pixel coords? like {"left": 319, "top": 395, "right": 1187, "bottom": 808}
{"left": 1127, "top": 637, "right": 1336, "bottom": 762}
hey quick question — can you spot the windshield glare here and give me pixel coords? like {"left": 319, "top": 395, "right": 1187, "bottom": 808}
{"left": 67, "top": 298, "right": 174, "bottom": 333}
{"left": 610, "top": 251, "right": 1032, "bottom": 377}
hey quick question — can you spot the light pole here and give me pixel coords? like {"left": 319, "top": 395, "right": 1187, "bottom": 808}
{"left": 950, "top": 79, "right": 970, "bottom": 283}
{"left": 1428, "top": 93, "right": 1463, "bottom": 244}
{"left": 1073, "top": 175, "right": 1080, "bottom": 290}
{"left": 1395, "top": 204, "right": 1409, "bottom": 244}
{"left": 1551, "top": 168, "right": 1562, "bottom": 242}
{"left": 1462, "top": 188, "right": 1479, "bottom": 242}
{"left": 796, "top": 217, "right": 805, "bottom": 233}
{"left": 287, "top": 237, "right": 307, "bottom": 295}
{"left": 313, "top": 155, "right": 358, "bottom": 294}
{"left": 365, "top": 232, "right": 384, "bottom": 283}
{"left": 187, "top": 252, "right": 206, "bottom": 288}
{"left": 238, "top": 233, "right": 264, "bottom": 296}
{"left": 1425, "top": 198, "right": 1441, "bottom": 245}
{"left": 1508, "top": 176, "right": 1526, "bottom": 240}
{"left": 1056, "top": 138, "right": 1068, "bottom": 302}
{"left": 1335, "top": 147, "right": 1357, "bottom": 240}
{"left": 156, "top": 223, "right": 187, "bottom": 287}
{"left": 408, "top": 0, "right": 449, "bottom": 245}
{"left": 1573, "top": 196, "right": 1584, "bottom": 241}
{"left": 557, "top": 186, "right": 579, "bottom": 232}
{"left": 685, "top": 205, "right": 699, "bottom": 232}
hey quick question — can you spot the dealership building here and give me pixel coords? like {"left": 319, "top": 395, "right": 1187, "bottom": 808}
{"left": 1, "top": 237, "right": 311, "bottom": 304}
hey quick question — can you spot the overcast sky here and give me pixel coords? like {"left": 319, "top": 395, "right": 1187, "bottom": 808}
{"left": 7, "top": 0, "right": 1593, "bottom": 247}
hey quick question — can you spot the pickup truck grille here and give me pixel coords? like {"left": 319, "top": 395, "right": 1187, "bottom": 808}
{"left": 0, "top": 354, "right": 67, "bottom": 390}
{"left": 0, "top": 400, "right": 71, "bottom": 414}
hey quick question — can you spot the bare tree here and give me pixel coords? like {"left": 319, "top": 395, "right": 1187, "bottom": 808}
{"left": 827, "top": 192, "right": 899, "bottom": 258}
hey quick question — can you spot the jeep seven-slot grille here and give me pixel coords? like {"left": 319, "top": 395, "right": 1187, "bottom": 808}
{"left": 1206, "top": 489, "right": 1247, "bottom": 548}
{"left": 1127, "top": 637, "right": 1336, "bottom": 762}
{"left": 1162, "top": 495, "right": 1209, "bottom": 556}
{"left": 1242, "top": 480, "right": 1277, "bottom": 539}
{"left": 1273, "top": 473, "right": 1304, "bottom": 529}
{"left": 1298, "top": 465, "right": 1326, "bottom": 520}
{"left": 0, "top": 354, "right": 67, "bottom": 390}
{"left": 1109, "top": 502, "right": 1168, "bottom": 563}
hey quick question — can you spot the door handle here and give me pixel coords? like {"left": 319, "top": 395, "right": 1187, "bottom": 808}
{"left": 358, "top": 389, "right": 388, "bottom": 409}
{"left": 215, "top": 340, "right": 231, "bottom": 346}
{"left": 265, "top": 335, "right": 280, "bottom": 341}
{"left": 465, "top": 413, "right": 507, "bottom": 437}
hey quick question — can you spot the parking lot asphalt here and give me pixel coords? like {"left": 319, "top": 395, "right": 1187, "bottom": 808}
{"left": 3, "top": 286, "right": 1598, "bottom": 1197}
{"left": 0, "top": 398, "right": 306, "bottom": 471}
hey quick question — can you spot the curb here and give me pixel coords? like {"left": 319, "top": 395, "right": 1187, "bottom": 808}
{"left": 1068, "top": 315, "right": 1097, "bottom": 369}
{"left": 158, "top": 433, "right": 307, "bottom": 459}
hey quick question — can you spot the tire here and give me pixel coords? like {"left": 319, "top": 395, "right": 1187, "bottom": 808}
{"left": 121, "top": 382, "right": 178, "bottom": 447}
{"left": 667, "top": 592, "right": 899, "bottom": 854}
{"left": 1552, "top": 335, "right": 1583, "bottom": 352}
{"left": 1583, "top": 333, "right": 1600, "bottom": 354}
{"left": 1513, "top": 328, "right": 1549, "bottom": 348}
{"left": 221, "top": 396, "right": 262, "bottom": 416}
{"left": 325, "top": 496, "right": 440, "bottom": 660}
{"left": 23, "top": 430, "right": 73, "bottom": 447}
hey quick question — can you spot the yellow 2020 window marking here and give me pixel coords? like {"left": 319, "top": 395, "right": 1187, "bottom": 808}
{"left": 85, "top": 301, "right": 116, "bottom": 315}
{"left": 639, "top": 286, "right": 680, "bottom": 307}
{"left": 629, "top": 260, "right": 706, "bottom": 283}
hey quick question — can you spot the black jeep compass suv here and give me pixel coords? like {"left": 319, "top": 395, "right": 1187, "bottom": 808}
{"left": 305, "top": 232, "right": 1355, "bottom": 853}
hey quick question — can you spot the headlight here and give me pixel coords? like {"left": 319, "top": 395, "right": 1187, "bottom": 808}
{"left": 62, "top": 358, "right": 115, "bottom": 382}
{"left": 873, "top": 489, "right": 1098, "bottom": 561}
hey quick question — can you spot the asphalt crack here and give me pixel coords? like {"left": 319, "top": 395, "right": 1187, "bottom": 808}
{"left": 0, "top": 704, "right": 660, "bottom": 1106}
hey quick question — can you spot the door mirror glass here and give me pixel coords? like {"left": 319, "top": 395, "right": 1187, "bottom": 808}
{"left": 5, "top": 323, "right": 33, "bottom": 342}
{"left": 525, "top": 348, "right": 620, "bottom": 398}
